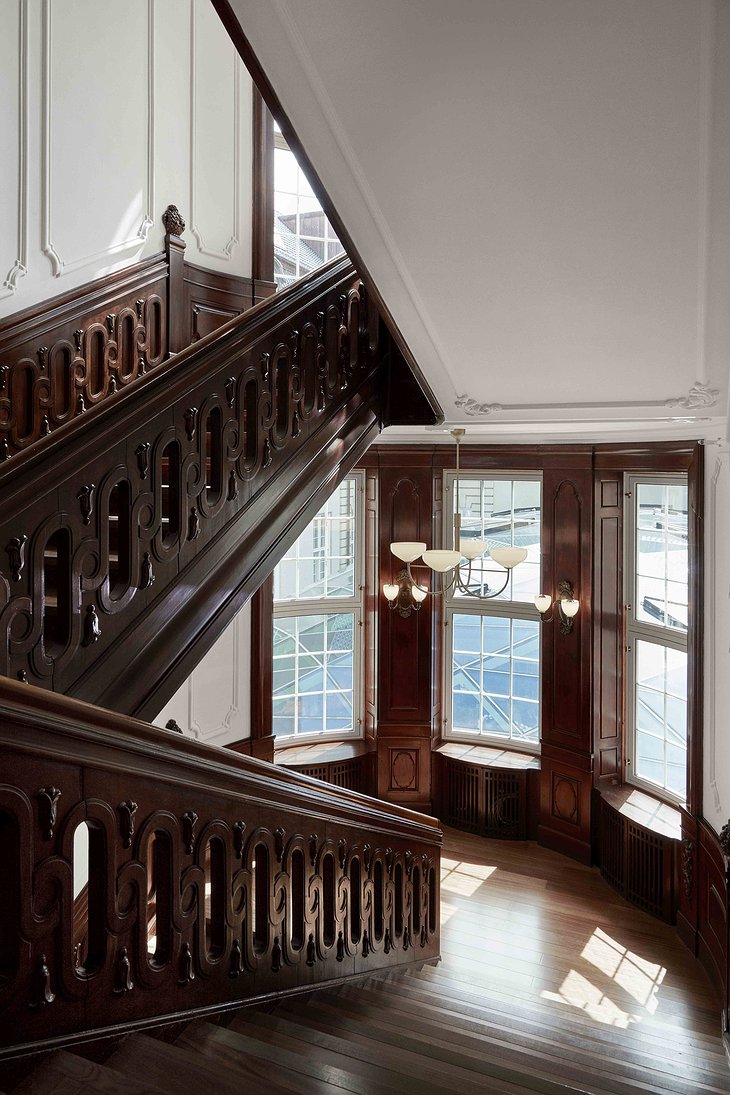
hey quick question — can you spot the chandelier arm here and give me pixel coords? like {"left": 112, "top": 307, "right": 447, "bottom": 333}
{"left": 456, "top": 566, "right": 511, "bottom": 600}
{"left": 406, "top": 561, "right": 430, "bottom": 594}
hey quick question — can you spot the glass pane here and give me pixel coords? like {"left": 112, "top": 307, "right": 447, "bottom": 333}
{"left": 273, "top": 138, "right": 342, "bottom": 290}
{"left": 450, "top": 613, "right": 540, "bottom": 744}
{"left": 274, "top": 479, "right": 357, "bottom": 602}
{"left": 634, "top": 640, "right": 687, "bottom": 799}
{"left": 272, "top": 614, "right": 356, "bottom": 738}
{"left": 635, "top": 482, "right": 688, "bottom": 633}
{"left": 453, "top": 478, "right": 541, "bottom": 602}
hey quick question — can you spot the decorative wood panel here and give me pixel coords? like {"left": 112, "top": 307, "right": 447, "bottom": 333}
{"left": 376, "top": 726, "right": 432, "bottom": 812}
{"left": 280, "top": 755, "right": 375, "bottom": 797}
{"left": 0, "top": 675, "right": 441, "bottom": 1060}
{"left": 697, "top": 821, "right": 728, "bottom": 1009}
{"left": 0, "top": 256, "right": 383, "bottom": 720}
{"left": 593, "top": 471, "right": 623, "bottom": 781}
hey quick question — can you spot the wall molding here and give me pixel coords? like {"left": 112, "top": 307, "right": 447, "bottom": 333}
{"left": 189, "top": 0, "right": 240, "bottom": 261}
{"left": 454, "top": 382, "right": 721, "bottom": 418}
{"left": 1, "top": 0, "right": 29, "bottom": 299}
{"left": 41, "top": 0, "right": 155, "bottom": 278}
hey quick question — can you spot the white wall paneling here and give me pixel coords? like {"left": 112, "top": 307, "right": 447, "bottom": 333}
{"left": 0, "top": 0, "right": 28, "bottom": 300}
{"left": 0, "top": 0, "right": 253, "bottom": 319}
{"left": 155, "top": 601, "right": 252, "bottom": 748}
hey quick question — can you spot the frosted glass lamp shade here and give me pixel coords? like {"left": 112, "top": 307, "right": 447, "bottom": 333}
{"left": 534, "top": 594, "right": 552, "bottom": 614}
{"left": 459, "top": 539, "right": 488, "bottom": 561}
{"left": 422, "top": 549, "right": 462, "bottom": 573}
{"left": 390, "top": 541, "right": 427, "bottom": 563}
{"left": 561, "top": 598, "right": 580, "bottom": 618}
{"left": 490, "top": 546, "right": 528, "bottom": 570}
{"left": 411, "top": 585, "right": 428, "bottom": 603}
{"left": 383, "top": 583, "right": 399, "bottom": 602}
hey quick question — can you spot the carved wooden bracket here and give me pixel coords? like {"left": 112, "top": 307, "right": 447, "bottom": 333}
{"left": 118, "top": 800, "right": 138, "bottom": 849}
{"left": 112, "top": 947, "right": 134, "bottom": 995}
{"left": 182, "top": 810, "right": 198, "bottom": 855}
{"left": 37, "top": 787, "right": 61, "bottom": 841}
{"left": 28, "top": 954, "right": 55, "bottom": 1009}
{"left": 178, "top": 942, "right": 195, "bottom": 985}
{"left": 681, "top": 838, "right": 694, "bottom": 899}
{"left": 6, "top": 534, "right": 27, "bottom": 582}
{"left": 233, "top": 820, "right": 246, "bottom": 859}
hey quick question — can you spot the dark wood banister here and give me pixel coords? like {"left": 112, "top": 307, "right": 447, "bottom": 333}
{"left": 0, "top": 675, "right": 442, "bottom": 1061}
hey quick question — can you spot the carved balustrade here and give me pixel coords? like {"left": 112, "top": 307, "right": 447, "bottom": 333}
{"left": 0, "top": 255, "right": 381, "bottom": 709}
{"left": 0, "top": 677, "right": 441, "bottom": 1059}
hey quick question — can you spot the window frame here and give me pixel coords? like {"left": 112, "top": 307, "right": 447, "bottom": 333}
{"left": 272, "top": 471, "right": 365, "bottom": 744}
{"left": 441, "top": 470, "right": 542, "bottom": 754}
{"left": 624, "top": 472, "right": 689, "bottom": 805}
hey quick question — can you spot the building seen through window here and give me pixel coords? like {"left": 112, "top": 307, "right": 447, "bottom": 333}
{"left": 273, "top": 123, "right": 345, "bottom": 290}
{"left": 272, "top": 476, "right": 363, "bottom": 738}
{"left": 445, "top": 476, "right": 541, "bottom": 749}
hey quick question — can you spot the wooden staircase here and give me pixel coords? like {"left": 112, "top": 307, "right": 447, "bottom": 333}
{"left": 13, "top": 828, "right": 729, "bottom": 1095}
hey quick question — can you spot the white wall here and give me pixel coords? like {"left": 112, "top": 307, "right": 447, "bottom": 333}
{"left": 154, "top": 601, "right": 251, "bottom": 747}
{"left": 1, "top": 0, "right": 253, "bottom": 320}
{"left": 703, "top": 445, "right": 730, "bottom": 833}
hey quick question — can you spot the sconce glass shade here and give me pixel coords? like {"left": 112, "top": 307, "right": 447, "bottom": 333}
{"left": 561, "top": 598, "right": 580, "bottom": 618}
{"left": 390, "top": 542, "right": 427, "bottom": 563}
{"left": 422, "top": 549, "right": 462, "bottom": 573}
{"left": 534, "top": 594, "right": 552, "bottom": 614}
{"left": 383, "top": 583, "right": 399, "bottom": 602}
{"left": 411, "top": 585, "right": 428, "bottom": 602}
{"left": 490, "top": 546, "right": 528, "bottom": 570}
{"left": 459, "top": 539, "right": 488, "bottom": 561}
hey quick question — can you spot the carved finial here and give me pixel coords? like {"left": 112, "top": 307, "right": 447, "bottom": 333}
{"left": 29, "top": 954, "right": 55, "bottom": 1009}
{"left": 135, "top": 441, "right": 150, "bottom": 480}
{"left": 719, "top": 819, "right": 730, "bottom": 859}
{"left": 118, "top": 800, "right": 138, "bottom": 849}
{"left": 225, "top": 376, "right": 236, "bottom": 408}
{"left": 336, "top": 931, "right": 345, "bottom": 962}
{"left": 37, "top": 787, "right": 61, "bottom": 841}
{"left": 227, "top": 470, "right": 238, "bottom": 503}
{"left": 271, "top": 935, "right": 282, "bottom": 973}
{"left": 383, "top": 927, "right": 392, "bottom": 955}
{"left": 41, "top": 415, "right": 51, "bottom": 437}
{"left": 6, "top": 534, "right": 27, "bottom": 582}
{"left": 178, "top": 942, "right": 195, "bottom": 985}
{"left": 112, "top": 946, "right": 134, "bottom": 994}
{"left": 166, "top": 718, "right": 183, "bottom": 735}
{"left": 362, "top": 929, "right": 370, "bottom": 958}
{"left": 229, "top": 938, "right": 242, "bottom": 978}
{"left": 402, "top": 926, "right": 410, "bottom": 951}
{"left": 83, "top": 604, "right": 101, "bottom": 646}
{"left": 187, "top": 507, "right": 200, "bottom": 542}
{"left": 77, "top": 484, "right": 95, "bottom": 526}
{"left": 163, "top": 204, "right": 186, "bottom": 237}
{"left": 182, "top": 810, "right": 198, "bottom": 855}
{"left": 274, "top": 828, "right": 285, "bottom": 863}
{"left": 140, "top": 551, "right": 155, "bottom": 589}
{"left": 306, "top": 934, "right": 316, "bottom": 967}
{"left": 309, "top": 833, "right": 318, "bottom": 866}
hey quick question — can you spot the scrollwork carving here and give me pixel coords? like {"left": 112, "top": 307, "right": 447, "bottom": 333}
{"left": 112, "top": 947, "right": 134, "bottom": 995}
{"left": 118, "top": 800, "right": 138, "bottom": 849}
{"left": 77, "top": 484, "right": 95, "bottom": 526}
{"left": 37, "top": 786, "right": 61, "bottom": 841}
{"left": 182, "top": 810, "right": 198, "bottom": 855}
{"left": 6, "top": 534, "right": 27, "bottom": 581}
{"left": 29, "top": 955, "right": 55, "bottom": 1009}
{"left": 163, "top": 204, "right": 186, "bottom": 237}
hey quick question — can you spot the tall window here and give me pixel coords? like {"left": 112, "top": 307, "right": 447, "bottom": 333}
{"left": 273, "top": 124, "right": 344, "bottom": 290}
{"left": 272, "top": 475, "right": 363, "bottom": 739}
{"left": 443, "top": 475, "right": 542, "bottom": 750}
{"left": 625, "top": 476, "right": 688, "bottom": 802}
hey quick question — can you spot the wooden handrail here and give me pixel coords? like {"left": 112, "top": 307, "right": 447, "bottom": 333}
{"left": 0, "top": 675, "right": 442, "bottom": 1060}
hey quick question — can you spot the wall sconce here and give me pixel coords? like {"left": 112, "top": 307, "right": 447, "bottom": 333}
{"left": 383, "top": 565, "right": 428, "bottom": 618}
{"left": 534, "top": 580, "right": 580, "bottom": 634}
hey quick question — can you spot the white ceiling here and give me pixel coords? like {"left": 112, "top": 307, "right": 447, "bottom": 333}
{"left": 228, "top": 0, "right": 730, "bottom": 442}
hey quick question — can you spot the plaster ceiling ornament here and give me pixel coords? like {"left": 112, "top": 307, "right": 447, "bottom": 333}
{"left": 454, "top": 395, "right": 503, "bottom": 416}
{"left": 665, "top": 383, "right": 720, "bottom": 409}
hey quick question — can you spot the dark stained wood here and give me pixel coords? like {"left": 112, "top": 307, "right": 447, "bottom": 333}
{"left": 209, "top": 0, "right": 443, "bottom": 428}
{"left": 0, "top": 674, "right": 441, "bottom": 1066}
{"left": 593, "top": 470, "right": 623, "bottom": 784}
{"left": 252, "top": 89, "right": 275, "bottom": 288}
{"left": 250, "top": 574, "right": 273, "bottom": 751}
{"left": 0, "top": 257, "right": 384, "bottom": 720}
{"left": 276, "top": 740, "right": 376, "bottom": 797}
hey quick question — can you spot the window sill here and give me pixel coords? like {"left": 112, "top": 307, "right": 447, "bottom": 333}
{"left": 597, "top": 783, "right": 682, "bottom": 841}
{"left": 436, "top": 742, "right": 540, "bottom": 771}
{"left": 275, "top": 739, "right": 373, "bottom": 767}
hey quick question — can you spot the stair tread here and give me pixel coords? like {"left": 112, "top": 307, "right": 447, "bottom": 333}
{"left": 180, "top": 1014, "right": 533, "bottom": 1095}
{"left": 108, "top": 1029, "right": 346, "bottom": 1095}
{"left": 13, "top": 1049, "right": 169, "bottom": 1095}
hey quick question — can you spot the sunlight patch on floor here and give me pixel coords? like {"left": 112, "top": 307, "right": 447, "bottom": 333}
{"left": 441, "top": 858, "right": 497, "bottom": 896}
{"left": 581, "top": 928, "right": 666, "bottom": 1010}
{"left": 541, "top": 969, "right": 634, "bottom": 1028}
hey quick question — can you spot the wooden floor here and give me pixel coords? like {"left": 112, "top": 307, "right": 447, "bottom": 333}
{"left": 17, "top": 827, "right": 730, "bottom": 1094}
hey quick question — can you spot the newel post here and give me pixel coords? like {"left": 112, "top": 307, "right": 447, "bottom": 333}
{"left": 164, "top": 205, "right": 187, "bottom": 354}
